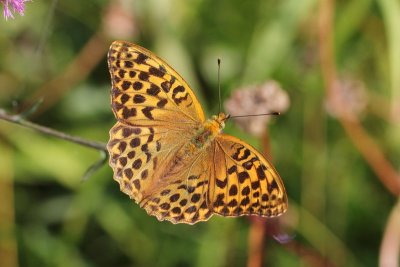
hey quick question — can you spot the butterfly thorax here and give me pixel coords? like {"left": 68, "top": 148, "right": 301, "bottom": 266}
{"left": 159, "top": 113, "right": 228, "bottom": 180}
{"left": 192, "top": 112, "right": 228, "bottom": 149}
{"left": 167, "top": 113, "right": 228, "bottom": 172}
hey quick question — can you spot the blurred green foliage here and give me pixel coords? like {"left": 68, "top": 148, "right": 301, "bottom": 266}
{"left": 0, "top": 0, "right": 399, "bottom": 266}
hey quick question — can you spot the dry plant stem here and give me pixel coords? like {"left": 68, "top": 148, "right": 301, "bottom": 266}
{"left": 318, "top": 0, "right": 400, "bottom": 196}
{"left": 261, "top": 131, "right": 272, "bottom": 163}
{"left": 247, "top": 217, "right": 267, "bottom": 267}
{"left": 23, "top": 31, "right": 109, "bottom": 115}
{"left": 285, "top": 241, "right": 336, "bottom": 267}
{"left": 246, "top": 130, "right": 270, "bottom": 267}
{"left": 0, "top": 146, "right": 18, "bottom": 267}
{"left": 0, "top": 109, "right": 107, "bottom": 152}
{"left": 318, "top": 0, "right": 336, "bottom": 99}
{"left": 368, "top": 92, "right": 393, "bottom": 123}
{"left": 341, "top": 120, "right": 400, "bottom": 195}
{"left": 379, "top": 199, "right": 400, "bottom": 267}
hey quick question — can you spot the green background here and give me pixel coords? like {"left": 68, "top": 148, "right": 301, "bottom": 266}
{"left": 0, "top": 0, "right": 399, "bottom": 266}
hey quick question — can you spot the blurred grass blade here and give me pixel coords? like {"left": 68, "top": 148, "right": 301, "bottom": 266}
{"left": 81, "top": 150, "right": 108, "bottom": 182}
{"left": 378, "top": 0, "right": 400, "bottom": 115}
{"left": 18, "top": 98, "right": 44, "bottom": 119}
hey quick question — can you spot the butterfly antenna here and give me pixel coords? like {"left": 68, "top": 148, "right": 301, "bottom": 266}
{"left": 218, "top": 58, "right": 222, "bottom": 113}
{"left": 230, "top": 112, "right": 281, "bottom": 119}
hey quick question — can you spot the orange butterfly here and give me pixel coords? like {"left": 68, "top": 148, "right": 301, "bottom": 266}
{"left": 107, "top": 41, "right": 287, "bottom": 224}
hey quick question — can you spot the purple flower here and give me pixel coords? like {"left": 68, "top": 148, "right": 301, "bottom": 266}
{"left": 1, "top": 0, "right": 30, "bottom": 20}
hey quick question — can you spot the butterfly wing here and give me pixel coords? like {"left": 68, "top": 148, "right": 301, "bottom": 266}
{"left": 209, "top": 134, "right": 287, "bottom": 217}
{"left": 108, "top": 40, "right": 205, "bottom": 126}
{"left": 108, "top": 123, "right": 192, "bottom": 202}
{"left": 107, "top": 41, "right": 287, "bottom": 224}
{"left": 107, "top": 41, "right": 208, "bottom": 221}
{"left": 139, "top": 132, "right": 288, "bottom": 224}
{"left": 140, "top": 147, "right": 214, "bottom": 224}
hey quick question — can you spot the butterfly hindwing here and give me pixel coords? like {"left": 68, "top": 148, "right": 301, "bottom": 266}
{"left": 108, "top": 122, "right": 192, "bottom": 202}
{"left": 141, "top": 148, "right": 214, "bottom": 224}
{"left": 210, "top": 134, "right": 287, "bottom": 217}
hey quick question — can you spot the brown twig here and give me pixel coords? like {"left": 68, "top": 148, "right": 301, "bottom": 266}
{"left": 318, "top": 0, "right": 336, "bottom": 99}
{"left": 0, "top": 145, "right": 18, "bottom": 267}
{"left": 0, "top": 109, "right": 107, "bottom": 152}
{"left": 247, "top": 131, "right": 272, "bottom": 267}
{"left": 285, "top": 240, "right": 336, "bottom": 267}
{"left": 247, "top": 217, "right": 267, "bottom": 267}
{"left": 318, "top": 0, "right": 400, "bottom": 196}
{"left": 22, "top": 31, "right": 110, "bottom": 115}
{"left": 341, "top": 120, "right": 400, "bottom": 195}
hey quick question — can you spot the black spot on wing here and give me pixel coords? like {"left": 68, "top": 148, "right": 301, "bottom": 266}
{"left": 149, "top": 66, "right": 165, "bottom": 77}
{"left": 147, "top": 84, "right": 161, "bottom": 96}
{"left": 139, "top": 72, "right": 149, "bottom": 81}
{"left": 157, "top": 98, "right": 168, "bottom": 108}
{"left": 161, "top": 81, "right": 170, "bottom": 93}
{"left": 121, "top": 81, "right": 131, "bottom": 90}
{"left": 229, "top": 185, "right": 238, "bottom": 196}
{"left": 216, "top": 178, "right": 227, "bottom": 188}
{"left": 129, "top": 70, "right": 136, "bottom": 78}
{"left": 142, "top": 107, "right": 154, "bottom": 120}
{"left": 118, "top": 69, "right": 126, "bottom": 78}
{"left": 122, "top": 107, "right": 136, "bottom": 119}
{"left": 133, "top": 82, "right": 143, "bottom": 90}
{"left": 172, "top": 86, "right": 189, "bottom": 105}
{"left": 124, "top": 61, "right": 133, "bottom": 68}
{"left": 135, "top": 53, "right": 148, "bottom": 64}
{"left": 133, "top": 95, "right": 146, "bottom": 103}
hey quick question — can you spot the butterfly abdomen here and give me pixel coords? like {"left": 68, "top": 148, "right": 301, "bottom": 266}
{"left": 192, "top": 128, "right": 213, "bottom": 149}
{"left": 162, "top": 121, "right": 221, "bottom": 177}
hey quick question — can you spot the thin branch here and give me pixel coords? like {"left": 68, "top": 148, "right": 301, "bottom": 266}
{"left": 0, "top": 109, "right": 107, "bottom": 152}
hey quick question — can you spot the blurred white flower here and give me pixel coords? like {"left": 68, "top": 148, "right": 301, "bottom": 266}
{"left": 102, "top": 0, "right": 137, "bottom": 39}
{"left": 326, "top": 77, "right": 368, "bottom": 121}
{"left": 224, "top": 81, "right": 290, "bottom": 136}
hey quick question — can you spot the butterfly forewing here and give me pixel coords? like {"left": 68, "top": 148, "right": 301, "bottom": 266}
{"left": 108, "top": 41, "right": 205, "bottom": 126}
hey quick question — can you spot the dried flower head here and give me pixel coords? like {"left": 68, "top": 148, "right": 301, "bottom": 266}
{"left": 102, "top": 0, "right": 137, "bottom": 39}
{"left": 224, "top": 81, "right": 290, "bottom": 136}
{"left": 325, "top": 77, "right": 368, "bottom": 121}
{"left": 1, "top": 0, "right": 29, "bottom": 20}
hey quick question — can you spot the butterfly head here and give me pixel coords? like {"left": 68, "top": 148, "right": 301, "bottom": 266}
{"left": 209, "top": 112, "right": 230, "bottom": 132}
{"left": 216, "top": 112, "right": 230, "bottom": 122}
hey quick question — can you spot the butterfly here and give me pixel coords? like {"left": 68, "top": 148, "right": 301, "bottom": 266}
{"left": 107, "top": 41, "right": 288, "bottom": 224}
